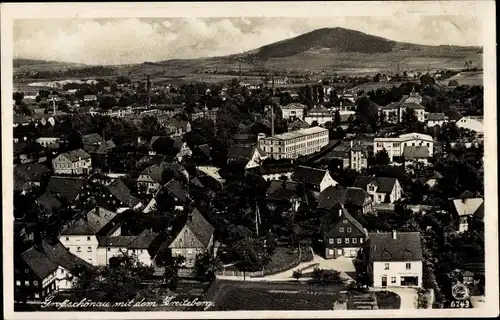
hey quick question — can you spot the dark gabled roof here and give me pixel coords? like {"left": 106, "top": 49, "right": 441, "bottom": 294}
{"left": 36, "top": 191, "right": 62, "bottom": 212}
{"left": 106, "top": 179, "right": 141, "bottom": 207}
{"left": 197, "top": 144, "right": 211, "bottom": 157}
{"left": 266, "top": 180, "right": 301, "bottom": 201}
{"left": 139, "top": 155, "right": 166, "bottom": 166}
{"left": 345, "top": 187, "right": 370, "bottom": 207}
{"left": 292, "top": 166, "right": 328, "bottom": 186}
{"left": 84, "top": 140, "right": 115, "bottom": 155}
{"left": 14, "top": 163, "right": 50, "bottom": 182}
{"left": 368, "top": 232, "right": 423, "bottom": 262}
{"left": 60, "top": 207, "right": 117, "bottom": 235}
{"left": 20, "top": 246, "right": 59, "bottom": 279}
{"left": 227, "top": 144, "right": 263, "bottom": 160}
{"left": 288, "top": 120, "right": 310, "bottom": 131}
{"left": 459, "top": 190, "right": 476, "bottom": 198}
{"left": 197, "top": 174, "right": 223, "bottom": 192}
{"left": 401, "top": 102, "right": 425, "bottom": 110}
{"left": 59, "top": 149, "right": 91, "bottom": 162}
{"left": 172, "top": 136, "right": 186, "bottom": 151}
{"left": 259, "top": 163, "right": 295, "bottom": 175}
{"left": 184, "top": 208, "right": 214, "bottom": 247}
{"left": 282, "top": 103, "right": 306, "bottom": 110}
{"left": 41, "top": 239, "right": 93, "bottom": 271}
{"left": 403, "top": 146, "right": 430, "bottom": 159}
{"left": 190, "top": 176, "right": 205, "bottom": 189}
{"left": 317, "top": 185, "right": 346, "bottom": 210}
{"left": 352, "top": 176, "right": 397, "bottom": 194}
{"left": 140, "top": 162, "right": 188, "bottom": 184}
{"left": 232, "top": 134, "right": 257, "bottom": 144}
{"left": 46, "top": 176, "right": 88, "bottom": 202}
{"left": 97, "top": 236, "right": 136, "bottom": 247}
{"left": 320, "top": 206, "right": 367, "bottom": 237}
{"left": 162, "top": 179, "right": 188, "bottom": 203}
{"left": 127, "top": 229, "right": 158, "bottom": 249}
{"left": 427, "top": 113, "right": 446, "bottom": 121}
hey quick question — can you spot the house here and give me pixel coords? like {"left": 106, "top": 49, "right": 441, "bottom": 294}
{"left": 59, "top": 206, "right": 120, "bottom": 265}
{"left": 403, "top": 87, "right": 423, "bottom": 105}
{"left": 15, "top": 240, "right": 93, "bottom": 302}
{"left": 426, "top": 113, "right": 446, "bottom": 127}
{"left": 292, "top": 165, "right": 338, "bottom": 195}
{"left": 82, "top": 133, "right": 116, "bottom": 156}
{"left": 353, "top": 176, "right": 402, "bottom": 204}
{"left": 14, "top": 163, "right": 51, "bottom": 193}
{"left": 96, "top": 229, "right": 158, "bottom": 266}
{"left": 320, "top": 205, "right": 368, "bottom": 259}
{"left": 451, "top": 192, "right": 484, "bottom": 232}
{"left": 36, "top": 137, "right": 61, "bottom": 149}
{"left": 317, "top": 185, "right": 374, "bottom": 215}
{"left": 259, "top": 163, "right": 295, "bottom": 181}
{"left": 165, "top": 119, "right": 191, "bottom": 137}
{"left": 45, "top": 176, "right": 88, "bottom": 204}
{"left": 281, "top": 103, "right": 305, "bottom": 120}
{"left": 162, "top": 208, "right": 215, "bottom": 269}
{"left": 36, "top": 191, "right": 63, "bottom": 212}
{"left": 142, "top": 179, "right": 188, "bottom": 213}
{"left": 365, "top": 231, "right": 423, "bottom": 288}
{"left": 227, "top": 144, "right": 267, "bottom": 169}
{"left": 265, "top": 180, "right": 302, "bottom": 212}
{"left": 52, "top": 149, "right": 92, "bottom": 175}
{"left": 104, "top": 178, "right": 143, "bottom": 211}
{"left": 425, "top": 171, "right": 443, "bottom": 189}
{"left": 83, "top": 95, "right": 97, "bottom": 102}
{"left": 402, "top": 146, "right": 431, "bottom": 166}
{"left": 137, "top": 162, "right": 189, "bottom": 194}
{"left": 374, "top": 132, "right": 434, "bottom": 162}
{"left": 455, "top": 116, "right": 484, "bottom": 136}
{"left": 172, "top": 136, "right": 193, "bottom": 162}
{"left": 304, "top": 108, "right": 333, "bottom": 126}
{"left": 378, "top": 101, "right": 425, "bottom": 123}
{"left": 231, "top": 134, "right": 257, "bottom": 146}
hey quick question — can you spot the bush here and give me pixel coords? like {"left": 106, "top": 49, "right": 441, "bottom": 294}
{"left": 312, "top": 268, "right": 343, "bottom": 286}
{"left": 374, "top": 291, "right": 401, "bottom": 309}
{"left": 292, "top": 270, "right": 302, "bottom": 281}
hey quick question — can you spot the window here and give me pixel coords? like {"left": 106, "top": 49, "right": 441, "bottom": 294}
{"left": 60, "top": 269, "right": 64, "bottom": 274}
{"left": 16, "top": 280, "right": 21, "bottom": 286}
{"left": 347, "top": 227, "right": 352, "bottom": 232}
{"left": 107, "top": 248, "right": 111, "bottom": 251}
{"left": 339, "top": 227, "right": 344, "bottom": 232}
{"left": 406, "top": 263, "right": 411, "bottom": 270}
{"left": 35, "top": 293, "right": 40, "bottom": 298}
{"left": 384, "top": 263, "right": 390, "bottom": 270}
{"left": 345, "top": 238, "right": 350, "bottom": 244}
{"left": 65, "top": 237, "right": 69, "bottom": 241}
{"left": 329, "top": 238, "right": 334, "bottom": 244}
{"left": 25, "top": 281, "right": 29, "bottom": 286}
{"left": 352, "top": 238, "right": 357, "bottom": 244}
{"left": 87, "top": 247, "right": 92, "bottom": 252}
{"left": 391, "top": 277, "right": 396, "bottom": 284}
{"left": 343, "top": 219, "right": 348, "bottom": 224}
{"left": 87, "top": 236, "right": 91, "bottom": 241}
{"left": 25, "top": 269, "right": 29, "bottom": 273}
{"left": 360, "top": 238, "right": 363, "bottom": 244}
{"left": 77, "top": 247, "right": 81, "bottom": 252}
{"left": 33, "top": 280, "right": 38, "bottom": 285}
{"left": 337, "top": 238, "right": 342, "bottom": 244}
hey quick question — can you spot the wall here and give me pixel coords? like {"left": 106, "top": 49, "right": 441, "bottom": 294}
{"left": 56, "top": 266, "right": 74, "bottom": 290}
{"left": 372, "top": 261, "right": 423, "bottom": 287}
{"left": 320, "top": 172, "right": 338, "bottom": 191}
{"left": 60, "top": 235, "right": 99, "bottom": 265}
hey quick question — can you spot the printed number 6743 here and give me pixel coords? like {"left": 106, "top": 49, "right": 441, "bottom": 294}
{"left": 450, "top": 300, "right": 470, "bottom": 308}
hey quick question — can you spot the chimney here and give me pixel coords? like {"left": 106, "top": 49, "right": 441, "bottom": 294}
{"left": 95, "top": 206, "right": 100, "bottom": 216}
{"left": 52, "top": 97, "right": 56, "bottom": 115}
{"left": 271, "top": 105, "right": 275, "bottom": 136}
{"left": 392, "top": 230, "right": 396, "bottom": 240}
{"left": 350, "top": 140, "right": 353, "bottom": 149}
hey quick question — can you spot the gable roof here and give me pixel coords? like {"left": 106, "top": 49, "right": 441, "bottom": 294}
{"left": 46, "top": 176, "right": 88, "bottom": 202}
{"left": 20, "top": 246, "right": 59, "bottom": 279}
{"left": 140, "top": 162, "right": 188, "bottom": 184}
{"left": 180, "top": 208, "right": 214, "bottom": 247}
{"left": 36, "top": 191, "right": 62, "bottom": 212}
{"left": 59, "top": 149, "right": 91, "bottom": 162}
{"left": 288, "top": 120, "right": 310, "bottom": 131}
{"left": 368, "top": 232, "right": 422, "bottom": 261}
{"left": 320, "top": 206, "right": 367, "bottom": 237}
{"left": 82, "top": 133, "right": 103, "bottom": 145}
{"left": 97, "top": 236, "right": 136, "bottom": 247}
{"left": 60, "top": 207, "right": 117, "bottom": 235}
{"left": 292, "top": 166, "right": 328, "bottom": 186}
{"left": 106, "top": 179, "right": 141, "bottom": 207}
{"left": 126, "top": 229, "right": 159, "bottom": 249}
{"left": 162, "top": 179, "right": 188, "bottom": 203}
{"left": 352, "top": 176, "right": 397, "bottom": 194}
{"left": 41, "top": 239, "right": 93, "bottom": 271}
{"left": 403, "top": 146, "right": 430, "bottom": 159}
{"left": 452, "top": 197, "right": 484, "bottom": 217}
{"left": 14, "top": 163, "right": 50, "bottom": 183}
{"left": 227, "top": 144, "right": 263, "bottom": 161}
{"left": 282, "top": 103, "right": 306, "bottom": 110}
{"left": 345, "top": 187, "right": 371, "bottom": 207}
{"left": 317, "top": 185, "right": 346, "bottom": 210}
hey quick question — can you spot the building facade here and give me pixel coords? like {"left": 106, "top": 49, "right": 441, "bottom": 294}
{"left": 374, "top": 133, "right": 434, "bottom": 162}
{"left": 281, "top": 103, "right": 305, "bottom": 120}
{"left": 52, "top": 149, "right": 92, "bottom": 175}
{"left": 258, "top": 127, "right": 329, "bottom": 160}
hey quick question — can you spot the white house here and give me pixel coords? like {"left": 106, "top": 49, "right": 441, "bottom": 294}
{"left": 426, "top": 113, "right": 447, "bottom": 127}
{"left": 304, "top": 108, "right": 333, "bottom": 126}
{"left": 455, "top": 116, "right": 484, "bottom": 136}
{"left": 36, "top": 137, "right": 61, "bottom": 149}
{"left": 226, "top": 144, "right": 267, "bottom": 169}
{"left": 374, "top": 133, "right": 434, "bottom": 162}
{"left": 281, "top": 103, "right": 305, "bottom": 120}
{"left": 52, "top": 149, "right": 92, "bottom": 175}
{"left": 291, "top": 165, "right": 338, "bottom": 195}
{"left": 366, "top": 231, "right": 423, "bottom": 288}
{"left": 353, "top": 176, "right": 402, "bottom": 204}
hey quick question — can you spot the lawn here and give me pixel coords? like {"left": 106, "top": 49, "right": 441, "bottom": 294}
{"left": 374, "top": 290, "right": 402, "bottom": 309}
{"left": 262, "top": 246, "right": 300, "bottom": 275}
{"left": 211, "top": 281, "right": 343, "bottom": 310}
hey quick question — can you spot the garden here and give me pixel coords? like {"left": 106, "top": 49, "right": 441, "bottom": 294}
{"left": 374, "top": 290, "right": 402, "bottom": 309}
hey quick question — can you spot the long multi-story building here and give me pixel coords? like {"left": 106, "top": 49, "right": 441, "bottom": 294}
{"left": 373, "top": 132, "right": 434, "bottom": 162}
{"left": 258, "top": 126, "right": 329, "bottom": 160}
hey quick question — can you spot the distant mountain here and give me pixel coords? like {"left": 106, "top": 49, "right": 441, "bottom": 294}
{"left": 231, "top": 27, "right": 480, "bottom": 62}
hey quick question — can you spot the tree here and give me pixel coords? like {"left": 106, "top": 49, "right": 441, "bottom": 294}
{"left": 355, "top": 96, "right": 378, "bottom": 131}
{"left": 334, "top": 110, "right": 341, "bottom": 127}
{"left": 152, "top": 136, "right": 177, "bottom": 156}
{"left": 292, "top": 269, "right": 303, "bottom": 282}
{"left": 311, "top": 120, "right": 319, "bottom": 127}
{"left": 448, "top": 80, "right": 459, "bottom": 87}
{"left": 374, "top": 150, "right": 390, "bottom": 165}
{"left": 98, "top": 96, "right": 117, "bottom": 110}
{"left": 194, "top": 250, "right": 222, "bottom": 282}
{"left": 13, "top": 92, "right": 24, "bottom": 105}
{"left": 155, "top": 248, "right": 186, "bottom": 290}
{"left": 312, "top": 268, "right": 343, "bottom": 286}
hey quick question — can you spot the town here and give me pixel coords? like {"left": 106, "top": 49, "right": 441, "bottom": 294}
{"left": 13, "top": 62, "right": 485, "bottom": 311}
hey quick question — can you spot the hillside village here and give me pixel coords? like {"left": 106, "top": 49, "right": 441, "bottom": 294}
{"left": 13, "top": 66, "right": 485, "bottom": 310}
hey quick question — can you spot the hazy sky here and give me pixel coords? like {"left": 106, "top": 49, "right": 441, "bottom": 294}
{"left": 13, "top": 16, "right": 481, "bottom": 65}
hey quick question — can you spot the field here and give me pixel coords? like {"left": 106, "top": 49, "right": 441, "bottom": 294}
{"left": 438, "top": 71, "right": 483, "bottom": 86}
{"left": 208, "top": 280, "right": 345, "bottom": 311}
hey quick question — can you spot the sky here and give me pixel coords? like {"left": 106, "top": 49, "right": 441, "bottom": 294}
{"left": 13, "top": 16, "right": 481, "bottom": 65}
